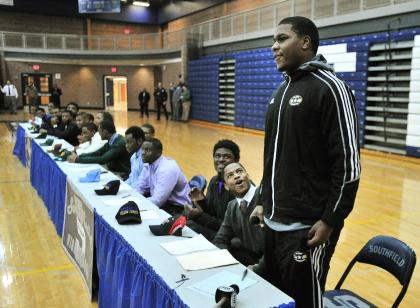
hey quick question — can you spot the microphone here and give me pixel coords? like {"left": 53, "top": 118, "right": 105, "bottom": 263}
{"left": 214, "top": 284, "right": 240, "bottom": 308}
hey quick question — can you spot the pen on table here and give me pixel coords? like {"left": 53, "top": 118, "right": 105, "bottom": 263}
{"left": 241, "top": 268, "right": 248, "bottom": 281}
{"left": 121, "top": 194, "right": 131, "bottom": 199}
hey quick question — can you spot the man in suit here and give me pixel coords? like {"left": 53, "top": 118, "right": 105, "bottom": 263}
{"left": 67, "top": 119, "right": 131, "bottom": 176}
{"left": 153, "top": 82, "right": 168, "bottom": 121}
{"left": 138, "top": 88, "right": 150, "bottom": 118}
{"left": 1, "top": 80, "right": 19, "bottom": 114}
{"left": 213, "top": 162, "right": 263, "bottom": 266}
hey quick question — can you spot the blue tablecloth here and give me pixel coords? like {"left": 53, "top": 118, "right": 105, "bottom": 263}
{"left": 30, "top": 140, "right": 67, "bottom": 236}
{"left": 94, "top": 211, "right": 188, "bottom": 308}
{"left": 13, "top": 125, "right": 26, "bottom": 166}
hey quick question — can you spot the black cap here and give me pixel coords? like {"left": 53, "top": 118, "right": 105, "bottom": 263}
{"left": 149, "top": 215, "right": 186, "bottom": 236}
{"left": 40, "top": 139, "right": 54, "bottom": 146}
{"left": 115, "top": 201, "right": 142, "bottom": 225}
{"left": 35, "top": 132, "right": 47, "bottom": 139}
{"left": 94, "top": 180, "right": 120, "bottom": 195}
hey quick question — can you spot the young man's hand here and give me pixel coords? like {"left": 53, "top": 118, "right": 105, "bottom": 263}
{"left": 307, "top": 220, "right": 333, "bottom": 247}
{"left": 188, "top": 187, "right": 205, "bottom": 202}
{"left": 183, "top": 202, "right": 203, "bottom": 218}
{"left": 249, "top": 205, "right": 264, "bottom": 228}
{"left": 67, "top": 153, "right": 77, "bottom": 163}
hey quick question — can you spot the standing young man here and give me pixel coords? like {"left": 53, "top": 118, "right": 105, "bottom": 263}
{"left": 1, "top": 80, "right": 18, "bottom": 114}
{"left": 153, "top": 82, "right": 168, "bottom": 121}
{"left": 250, "top": 16, "right": 360, "bottom": 308}
{"left": 138, "top": 88, "right": 150, "bottom": 118}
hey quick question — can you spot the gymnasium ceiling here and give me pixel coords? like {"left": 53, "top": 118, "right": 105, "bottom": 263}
{"left": 0, "top": 0, "right": 229, "bottom": 24}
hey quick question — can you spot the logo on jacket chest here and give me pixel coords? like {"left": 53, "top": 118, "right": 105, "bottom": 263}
{"left": 288, "top": 95, "right": 303, "bottom": 106}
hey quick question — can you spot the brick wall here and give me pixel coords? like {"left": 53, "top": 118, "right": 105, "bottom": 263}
{"left": 0, "top": 11, "right": 85, "bottom": 34}
{"left": 4, "top": 61, "right": 153, "bottom": 109}
{"left": 4, "top": 60, "right": 180, "bottom": 111}
{"left": 167, "top": 0, "right": 275, "bottom": 32}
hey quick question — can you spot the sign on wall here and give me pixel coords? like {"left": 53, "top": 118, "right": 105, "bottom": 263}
{"left": 0, "top": 0, "right": 14, "bottom": 6}
{"left": 78, "top": 0, "right": 120, "bottom": 13}
{"left": 62, "top": 181, "right": 95, "bottom": 297}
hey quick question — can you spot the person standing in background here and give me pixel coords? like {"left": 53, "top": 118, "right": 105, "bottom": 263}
{"left": 138, "top": 88, "right": 150, "bottom": 118}
{"left": 172, "top": 82, "right": 183, "bottom": 121}
{"left": 154, "top": 82, "right": 168, "bottom": 121}
{"left": 25, "top": 80, "right": 38, "bottom": 114}
{"left": 51, "top": 84, "right": 62, "bottom": 108}
{"left": 169, "top": 82, "right": 176, "bottom": 120}
{"left": 180, "top": 84, "right": 191, "bottom": 122}
{"left": 0, "top": 80, "right": 19, "bottom": 115}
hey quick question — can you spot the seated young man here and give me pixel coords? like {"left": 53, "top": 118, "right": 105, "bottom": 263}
{"left": 40, "top": 109, "right": 80, "bottom": 146}
{"left": 35, "top": 107, "right": 52, "bottom": 130}
{"left": 140, "top": 123, "right": 155, "bottom": 140}
{"left": 75, "top": 123, "right": 103, "bottom": 155}
{"left": 125, "top": 126, "right": 146, "bottom": 188}
{"left": 213, "top": 162, "right": 263, "bottom": 266}
{"left": 67, "top": 119, "right": 131, "bottom": 176}
{"left": 135, "top": 138, "right": 191, "bottom": 215}
{"left": 184, "top": 139, "right": 239, "bottom": 240}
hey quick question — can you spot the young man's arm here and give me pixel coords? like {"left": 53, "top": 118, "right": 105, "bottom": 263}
{"left": 147, "top": 162, "right": 179, "bottom": 207}
{"left": 76, "top": 143, "right": 125, "bottom": 165}
{"left": 212, "top": 204, "right": 234, "bottom": 249}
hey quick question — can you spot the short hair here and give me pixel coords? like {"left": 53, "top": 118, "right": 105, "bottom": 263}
{"left": 83, "top": 122, "right": 98, "bottom": 133}
{"left": 278, "top": 16, "right": 319, "bottom": 54}
{"left": 213, "top": 139, "right": 240, "bottom": 161}
{"left": 125, "top": 126, "right": 146, "bottom": 141}
{"left": 141, "top": 123, "right": 155, "bottom": 134}
{"left": 99, "top": 111, "right": 114, "bottom": 123}
{"left": 61, "top": 109, "right": 74, "bottom": 118}
{"left": 35, "top": 107, "right": 45, "bottom": 113}
{"left": 100, "top": 119, "right": 116, "bottom": 134}
{"left": 66, "top": 102, "right": 79, "bottom": 111}
{"left": 83, "top": 112, "right": 94, "bottom": 122}
{"left": 222, "top": 162, "right": 246, "bottom": 179}
{"left": 145, "top": 138, "right": 163, "bottom": 152}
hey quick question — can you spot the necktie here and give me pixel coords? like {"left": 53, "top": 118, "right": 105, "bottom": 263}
{"left": 239, "top": 200, "right": 248, "bottom": 214}
{"left": 7, "top": 86, "right": 10, "bottom": 96}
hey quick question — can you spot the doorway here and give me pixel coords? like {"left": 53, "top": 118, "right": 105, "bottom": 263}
{"left": 103, "top": 76, "right": 127, "bottom": 111}
{"left": 21, "top": 73, "right": 53, "bottom": 107}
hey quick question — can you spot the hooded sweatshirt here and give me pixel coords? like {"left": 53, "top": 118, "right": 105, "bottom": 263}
{"left": 259, "top": 55, "right": 361, "bottom": 229}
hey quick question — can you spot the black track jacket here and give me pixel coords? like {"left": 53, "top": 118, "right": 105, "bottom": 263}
{"left": 259, "top": 55, "right": 361, "bottom": 229}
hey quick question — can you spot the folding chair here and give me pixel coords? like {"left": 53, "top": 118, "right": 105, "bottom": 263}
{"left": 324, "top": 235, "right": 416, "bottom": 308}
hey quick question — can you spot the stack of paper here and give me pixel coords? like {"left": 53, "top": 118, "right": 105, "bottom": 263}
{"left": 176, "top": 249, "right": 239, "bottom": 271}
{"left": 160, "top": 234, "right": 216, "bottom": 255}
{"left": 189, "top": 270, "right": 258, "bottom": 297}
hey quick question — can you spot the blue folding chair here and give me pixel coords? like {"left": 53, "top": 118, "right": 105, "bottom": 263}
{"left": 324, "top": 235, "right": 416, "bottom": 308}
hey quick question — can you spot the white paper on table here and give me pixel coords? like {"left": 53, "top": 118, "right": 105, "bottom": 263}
{"left": 176, "top": 249, "right": 238, "bottom": 271}
{"left": 160, "top": 234, "right": 217, "bottom": 255}
{"left": 140, "top": 210, "right": 159, "bottom": 220}
{"left": 188, "top": 270, "right": 257, "bottom": 297}
{"left": 102, "top": 197, "right": 142, "bottom": 207}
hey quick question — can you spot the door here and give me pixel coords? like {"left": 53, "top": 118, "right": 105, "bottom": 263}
{"left": 103, "top": 76, "right": 127, "bottom": 111}
{"left": 21, "top": 73, "right": 53, "bottom": 106}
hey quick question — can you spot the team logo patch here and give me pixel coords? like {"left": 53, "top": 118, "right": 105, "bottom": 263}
{"left": 293, "top": 251, "right": 308, "bottom": 263}
{"left": 289, "top": 95, "right": 303, "bottom": 106}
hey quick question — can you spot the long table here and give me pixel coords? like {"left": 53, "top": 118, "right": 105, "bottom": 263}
{"left": 14, "top": 123, "right": 295, "bottom": 308}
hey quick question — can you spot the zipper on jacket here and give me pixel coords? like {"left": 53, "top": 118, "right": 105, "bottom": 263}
{"left": 269, "top": 76, "right": 291, "bottom": 220}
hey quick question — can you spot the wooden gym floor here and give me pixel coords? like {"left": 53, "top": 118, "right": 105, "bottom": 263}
{"left": 0, "top": 110, "right": 419, "bottom": 307}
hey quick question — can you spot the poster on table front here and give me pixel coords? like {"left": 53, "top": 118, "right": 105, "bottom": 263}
{"left": 25, "top": 135, "right": 32, "bottom": 168}
{"left": 62, "top": 180, "right": 94, "bottom": 298}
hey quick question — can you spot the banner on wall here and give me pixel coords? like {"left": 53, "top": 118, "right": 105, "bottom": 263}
{"left": 0, "top": 0, "right": 14, "bottom": 6}
{"left": 62, "top": 181, "right": 94, "bottom": 298}
{"left": 78, "top": 0, "right": 120, "bottom": 13}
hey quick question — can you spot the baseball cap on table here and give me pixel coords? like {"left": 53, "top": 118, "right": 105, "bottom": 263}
{"left": 35, "top": 132, "right": 47, "bottom": 139}
{"left": 79, "top": 168, "right": 101, "bottom": 183}
{"left": 40, "top": 139, "right": 54, "bottom": 146}
{"left": 115, "top": 201, "right": 142, "bottom": 225}
{"left": 149, "top": 215, "right": 186, "bottom": 236}
{"left": 189, "top": 175, "right": 207, "bottom": 191}
{"left": 94, "top": 180, "right": 120, "bottom": 195}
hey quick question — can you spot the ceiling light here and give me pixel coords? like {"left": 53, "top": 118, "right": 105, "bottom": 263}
{"left": 132, "top": 0, "right": 150, "bottom": 7}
